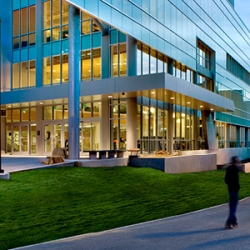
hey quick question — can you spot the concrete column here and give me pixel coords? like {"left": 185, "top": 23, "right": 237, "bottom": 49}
{"left": 126, "top": 97, "right": 137, "bottom": 149}
{"left": 168, "top": 104, "right": 173, "bottom": 153}
{"left": 68, "top": 5, "right": 80, "bottom": 159}
{"left": 236, "top": 126, "right": 240, "bottom": 147}
{"left": 245, "top": 128, "right": 249, "bottom": 147}
{"left": 102, "top": 35, "right": 110, "bottom": 79}
{"left": 36, "top": 106, "right": 43, "bottom": 155}
{"left": 101, "top": 99, "right": 109, "bottom": 149}
{"left": 201, "top": 110, "right": 218, "bottom": 151}
{"left": 126, "top": 35, "right": 137, "bottom": 76}
{"left": 35, "top": 0, "right": 43, "bottom": 88}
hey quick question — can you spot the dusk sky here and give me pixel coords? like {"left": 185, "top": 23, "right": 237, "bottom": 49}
{"left": 234, "top": 0, "right": 250, "bottom": 29}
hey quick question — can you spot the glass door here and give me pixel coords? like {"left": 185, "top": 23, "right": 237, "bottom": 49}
{"left": 44, "top": 124, "right": 52, "bottom": 153}
{"left": 21, "top": 125, "right": 28, "bottom": 153}
{"left": 80, "top": 121, "right": 100, "bottom": 152}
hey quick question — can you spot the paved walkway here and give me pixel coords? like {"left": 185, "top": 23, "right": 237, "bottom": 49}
{"left": 2, "top": 156, "right": 250, "bottom": 250}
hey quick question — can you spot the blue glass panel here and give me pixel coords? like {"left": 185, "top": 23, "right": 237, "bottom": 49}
{"left": 61, "top": 40, "right": 69, "bottom": 54}
{"left": 118, "top": 32, "right": 126, "bottom": 43}
{"left": 13, "top": 0, "right": 20, "bottom": 10}
{"left": 21, "top": 48, "right": 28, "bottom": 61}
{"left": 99, "top": 2, "right": 112, "bottom": 24}
{"left": 132, "top": 4, "right": 141, "bottom": 23}
{"left": 112, "top": 0, "right": 122, "bottom": 9}
{"left": 122, "top": 0, "right": 132, "bottom": 16}
{"left": 92, "top": 33, "right": 101, "bottom": 48}
{"left": 110, "top": 30, "right": 118, "bottom": 44}
{"left": 133, "top": 0, "right": 142, "bottom": 6}
{"left": 12, "top": 50, "right": 20, "bottom": 63}
{"left": 21, "top": 0, "right": 28, "bottom": 8}
{"left": 85, "top": 0, "right": 99, "bottom": 16}
{"left": 43, "top": 43, "right": 51, "bottom": 57}
{"left": 121, "top": 15, "right": 133, "bottom": 35}
{"left": 81, "top": 35, "right": 91, "bottom": 49}
{"left": 28, "top": 47, "right": 36, "bottom": 60}
{"left": 29, "top": 0, "right": 36, "bottom": 5}
{"left": 111, "top": 8, "right": 122, "bottom": 28}
{"left": 132, "top": 22, "right": 142, "bottom": 41}
{"left": 52, "top": 41, "right": 60, "bottom": 55}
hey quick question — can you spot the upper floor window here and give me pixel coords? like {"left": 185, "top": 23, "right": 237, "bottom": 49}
{"left": 12, "top": 60, "right": 36, "bottom": 89}
{"left": 12, "top": 5, "right": 36, "bottom": 49}
{"left": 197, "top": 41, "right": 211, "bottom": 70}
{"left": 43, "top": 0, "right": 69, "bottom": 43}
{"left": 81, "top": 11, "right": 101, "bottom": 35}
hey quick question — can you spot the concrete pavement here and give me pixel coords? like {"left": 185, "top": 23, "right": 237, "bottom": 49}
{"left": 2, "top": 156, "right": 250, "bottom": 250}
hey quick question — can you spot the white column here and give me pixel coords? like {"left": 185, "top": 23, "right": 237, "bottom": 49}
{"left": 126, "top": 97, "right": 137, "bottom": 149}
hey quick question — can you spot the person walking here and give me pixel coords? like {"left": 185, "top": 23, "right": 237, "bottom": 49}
{"left": 224, "top": 156, "right": 241, "bottom": 229}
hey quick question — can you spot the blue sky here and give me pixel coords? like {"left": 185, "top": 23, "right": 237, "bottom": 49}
{"left": 234, "top": 0, "right": 250, "bottom": 29}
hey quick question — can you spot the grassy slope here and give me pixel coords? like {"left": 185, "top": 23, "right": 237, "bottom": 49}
{"left": 0, "top": 166, "right": 249, "bottom": 249}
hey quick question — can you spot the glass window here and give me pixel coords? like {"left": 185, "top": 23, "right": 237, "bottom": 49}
{"left": 81, "top": 20, "right": 91, "bottom": 35}
{"left": 13, "top": 37, "right": 19, "bottom": 49}
{"left": 61, "top": 26, "right": 68, "bottom": 39}
{"left": 13, "top": 10, "right": 19, "bottom": 37}
{"left": 13, "top": 109, "right": 21, "bottom": 122}
{"left": 43, "top": 1, "right": 51, "bottom": 29}
{"left": 64, "top": 105, "right": 68, "bottom": 119}
{"left": 157, "top": 53, "right": 164, "bottom": 73}
{"left": 21, "top": 8, "right": 28, "bottom": 35}
{"left": 137, "top": 43, "right": 142, "bottom": 75}
{"left": 142, "top": 45, "right": 149, "bottom": 75}
{"left": 111, "top": 45, "right": 118, "bottom": 77}
{"left": 43, "top": 57, "right": 51, "bottom": 85}
{"left": 29, "top": 33, "right": 35, "bottom": 46}
{"left": 21, "top": 35, "right": 28, "bottom": 48}
{"left": 150, "top": 49, "right": 156, "bottom": 74}
{"left": 81, "top": 50, "right": 91, "bottom": 80}
{"left": 43, "top": 30, "right": 51, "bottom": 43}
{"left": 52, "top": 0, "right": 60, "bottom": 27}
{"left": 44, "top": 106, "right": 53, "bottom": 120}
{"left": 83, "top": 103, "right": 91, "bottom": 118}
{"left": 29, "top": 60, "right": 36, "bottom": 87}
{"left": 21, "top": 108, "right": 29, "bottom": 122}
{"left": 52, "top": 27, "right": 60, "bottom": 41}
{"left": 30, "top": 107, "right": 36, "bottom": 121}
{"left": 6, "top": 110, "right": 11, "bottom": 123}
{"left": 62, "top": 54, "right": 68, "bottom": 83}
{"left": 52, "top": 55, "right": 61, "bottom": 84}
{"left": 54, "top": 105, "right": 63, "bottom": 119}
{"left": 93, "top": 102, "right": 101, "bottom": 117}
{"left": 29, "top": 6, "right": 36, "bottom": 33}
{"left": 93, "top": 48, "right": 101, "bottom": 79}
{"left": 21, "top": 62, "right": 28, "bottom": 88}
{"left": 12, "top": 63, "right": 19, "bottom": 89}
{"left": 62, "top": 1, "right": 69, "bottom": 25}
{"left": 119, "top": 44, "right": 127, "bottom": 76}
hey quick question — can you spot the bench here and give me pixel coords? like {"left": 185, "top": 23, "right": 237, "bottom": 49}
{"left": 87, "top": 150, "right": 124, "bottom": 159}
{"left": 127, "top": 148, "right": 140, "bottom": 155}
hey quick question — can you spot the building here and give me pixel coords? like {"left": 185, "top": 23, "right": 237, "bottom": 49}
{"left": 0, "top": 0, "right": 250, "bottom": 163}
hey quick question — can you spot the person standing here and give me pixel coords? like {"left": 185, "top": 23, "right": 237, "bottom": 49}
{"left": 224, "top": 156, "right": 241, "bottom": 229}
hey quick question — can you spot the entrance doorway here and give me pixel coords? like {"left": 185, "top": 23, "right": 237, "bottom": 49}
{"left": 43, "top": 121, "right": 100, "bottom": 155}
{"left": 6, "top": 123, "right": 35, "bottom": 155}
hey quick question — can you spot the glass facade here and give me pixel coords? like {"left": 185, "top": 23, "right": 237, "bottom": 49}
{"left": 3, "top": 0, "right": 250, "bottom": 156}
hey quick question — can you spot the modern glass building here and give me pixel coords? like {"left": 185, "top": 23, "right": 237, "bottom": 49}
{"left": 0, "top": 0, "right": 250, "bottom": 160}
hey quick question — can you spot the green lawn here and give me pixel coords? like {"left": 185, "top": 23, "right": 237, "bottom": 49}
{"left": 1, "top": 166, "right": 249, "bottom": 250}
